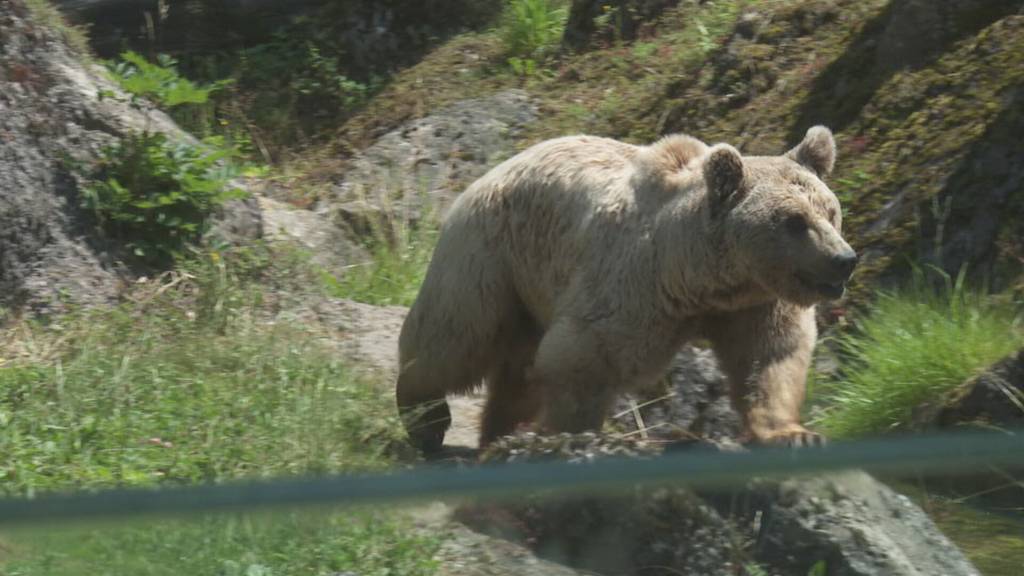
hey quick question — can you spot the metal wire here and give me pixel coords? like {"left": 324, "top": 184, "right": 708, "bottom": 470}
{"left": 0, "top": 428, "right": 1020, "bottom": 528}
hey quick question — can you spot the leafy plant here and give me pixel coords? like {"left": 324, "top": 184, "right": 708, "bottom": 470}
{"left": 500, "top": 0, "right": 568, "bottom": 60}
{"left": 104, "top": 51, "right": 232, "bottom": 109}
{"left": 81, "top": 131, "right": 246, "bottom": 266}
{"left": 815, "top": 267, "right": 1023, "bottom": 438}
{"left": 292, "top": 43, "right": 370, "bottom": 109}
{"left": 508, "top": 56, "right": 539, "bottom": 77}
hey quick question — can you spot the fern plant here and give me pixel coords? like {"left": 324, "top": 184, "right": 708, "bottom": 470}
{"left": 500, "top": 0, "right": 568, "bottom": 60}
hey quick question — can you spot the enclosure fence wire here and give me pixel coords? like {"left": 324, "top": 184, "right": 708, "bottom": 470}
{"left": 0, "top": 428, "right": 1020, "bottom": 528}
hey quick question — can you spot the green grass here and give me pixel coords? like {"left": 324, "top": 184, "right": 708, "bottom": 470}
{"left": 322, "top": 205, "right": 440, "bottom": 307}
{"left": 0, "top": 248, "right": 437, "bottom": 575}
{"left": 815, "top": 268, "right": 1023, "bottom": 438}
{"left": 0, "top": 306, "right": 402, "bottom": 496}
{"left": 1, "top": 510, "right": 440, "bottom": 576}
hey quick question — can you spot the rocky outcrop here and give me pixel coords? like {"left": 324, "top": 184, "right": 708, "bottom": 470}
{"left": 656, "top": 0, "right": 1024, "bottom": 301}
{"left": 457, "top": 433, "right": 981, "bottom": 576}
{"left": 755, "top": 471, "right": 981, "bottom": 576}
{"left": 318, "top": 89, "right": 537, "bottom": 230}
{"left": 610, "top": 345, "right": 741, "bottom": 444}
{"left": 908, "top": 349, "right": 1024, "bottom": 508}
{"left": 929, "top": 348, "right": 1024, "bottom": 430}
{"left": 0, "top": 0, "right": 192, "bottom": 313}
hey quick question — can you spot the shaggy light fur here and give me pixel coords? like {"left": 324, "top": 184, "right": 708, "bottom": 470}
{"left": 396, "top": 126, "right": 856, "bottom": 452}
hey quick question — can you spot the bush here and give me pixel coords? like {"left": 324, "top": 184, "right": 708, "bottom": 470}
{"left": 815, "top": 268, "right": 1023, "bottom": 438}
{"left": 81, "top": 131, "right": 246, "bottom": 266}
{"left": 216, "top": 30, "right": 375, "bottom": 152}
{"left": 500, "top": 0, "right": 569, "bottom": 59}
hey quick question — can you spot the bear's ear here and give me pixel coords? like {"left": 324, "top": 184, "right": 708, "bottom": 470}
{"left": 703, "top": 144, "right": 746, "bottom": 217}
{"left": 786, "top": 125, "right": 836, "bottom": 178}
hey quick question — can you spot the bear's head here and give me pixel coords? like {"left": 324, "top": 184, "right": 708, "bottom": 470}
{"left": 704, "top": 126, "right": 857, "bottom": 307}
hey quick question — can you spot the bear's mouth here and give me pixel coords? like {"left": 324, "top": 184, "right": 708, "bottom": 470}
{"left": 795, "top": 273, "right": 846, "bottom": 299}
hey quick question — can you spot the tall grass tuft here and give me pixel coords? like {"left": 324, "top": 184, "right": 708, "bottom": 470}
{"left": 322, "top": 198, "right": 440, "bottom": 307}
{"left": 816, "top": 267, "right": 1023, "bottom": 438}
{"left": 499, "top": 0, "right": 569, "bottom": 59}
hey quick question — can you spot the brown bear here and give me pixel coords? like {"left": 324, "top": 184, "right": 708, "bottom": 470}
{"left": 396, "top": 126, "right": 856, "bottom": 453}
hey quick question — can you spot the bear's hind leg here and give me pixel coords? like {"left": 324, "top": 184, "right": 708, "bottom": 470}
{"left": 396, "top": 234, "right": 522, "bottom": 453}
{"left": 479, "top": 324, "right": 543, "bottom": 448}
{"left": 396, "top": 363, "right": 453, "bottom": 454}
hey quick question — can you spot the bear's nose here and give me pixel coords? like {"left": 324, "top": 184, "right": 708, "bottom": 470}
{"left": 832, "top": 250, "right": 858, "bottom": 279}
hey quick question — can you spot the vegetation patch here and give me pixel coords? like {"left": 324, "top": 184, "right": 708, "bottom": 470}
{"left": 0, "top": 246, "right": 435, "bottom": 573}
{"left": 813, "top": 268, "right": 1023, "bottom": 438}
{"left": 81, "top": 131, "right": 247, "bottom": 267}
{"left": 500, "top": 0, "right": 569, "bottom": 75}
{"left": 22, "top": 0, "right": 91, "bottom": 57}
{"left": 0, "top": 248, "right": 411, "bottom": 497}
{"left": 322, "top": 208, "right": 440, "bottom": 307}
{"left": 1, "top": 510, "right": 440, "bottom": 576}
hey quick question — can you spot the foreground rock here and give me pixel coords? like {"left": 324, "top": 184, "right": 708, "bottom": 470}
{"left": 609, "top": 344, "right": 741, "bottom": 444}
{"left": 755, "top": 471, "right": 980, "bottom": 576}
{"left": 910, "top": 348, "right": 1024, "bottom": 507}
{"left": 456, "top": 433, "right": 981, "bottom": 576}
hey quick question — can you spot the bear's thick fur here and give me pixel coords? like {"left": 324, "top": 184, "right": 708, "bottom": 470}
{"left": 396, "top": 126, "right": 856, "bottom": 452}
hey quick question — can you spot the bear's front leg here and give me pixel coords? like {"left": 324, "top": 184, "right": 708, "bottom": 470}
{"left": 705, "top": 302, "right": 825, "bottom": 447}
{"left": 530, "top": 319, "right": 619, "bottom": 434}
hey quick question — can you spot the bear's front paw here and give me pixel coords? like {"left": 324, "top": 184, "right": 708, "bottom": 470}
{"left": 779, "top": 429, "right": 827, "bottom": 448}
{"left": 750, "top": 426, "right": 828, "bottom": 449}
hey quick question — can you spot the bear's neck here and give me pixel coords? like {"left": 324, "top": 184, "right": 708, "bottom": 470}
{"left": 653, "top": 197, "right": 772, "bottom": 316}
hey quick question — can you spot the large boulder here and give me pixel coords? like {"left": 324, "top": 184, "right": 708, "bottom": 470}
{"left": 456, "top": 433, "right": 982, "bottom": 576}
{"left": 0, "top": 0, "right": 193, "bottom": 313}
{"left": 754, "top": 471, "right": 981, "bottom": 576}
{"left": 317, "top": 89, "right": 537, "bottom": 237}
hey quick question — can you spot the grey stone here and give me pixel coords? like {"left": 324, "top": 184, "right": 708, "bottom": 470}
{"left": 610, "top": 345, "right": 741, "bottom": 444}
{"left": 319, "top": 89, "right": 537, "bottom": 239}
{"left": 258, "top": 196, "right": 367, "bottom": 275}
{"left": 0, "top": 1, "right": 193, "bottom": 314}
{"left": 756, "top": 471, "right": 981, "bottom": 576}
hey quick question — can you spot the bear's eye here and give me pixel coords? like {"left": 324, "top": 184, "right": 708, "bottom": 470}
{"left": 785, "top": 214, "right": 809, "bottom": 235}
